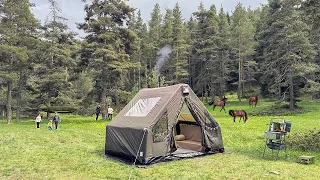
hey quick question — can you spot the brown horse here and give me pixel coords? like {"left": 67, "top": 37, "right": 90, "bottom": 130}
{"left": 249, "top": 95, "right": 258, "bottom": 107}
{"left": 229, "top": 110, "right": 248, "bottom": 123}
{"left": 209, "top": 97, "right": 228, "bottom": 113}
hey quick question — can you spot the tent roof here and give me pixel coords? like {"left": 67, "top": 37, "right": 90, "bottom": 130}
{"left": 108, "top": 84, "right": 187, "bottom": 129}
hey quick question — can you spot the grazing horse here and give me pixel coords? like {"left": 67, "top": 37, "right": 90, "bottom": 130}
{"left": 209, "top": 97, "right": 228, "bottom": 113}
{"left": 229, "top": 110, "right": 248, "bottom": 123}
{"left": 249, "top": 95, "right": 258, "bottom": 107}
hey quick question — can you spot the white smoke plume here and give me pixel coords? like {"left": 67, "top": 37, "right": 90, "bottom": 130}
{"left": 155, "top": 45, "right": 172, "bottom": 74}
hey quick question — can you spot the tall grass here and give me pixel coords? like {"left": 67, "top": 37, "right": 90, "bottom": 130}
{"left": 1, "top": 99, "right": 319, "bottom": 180}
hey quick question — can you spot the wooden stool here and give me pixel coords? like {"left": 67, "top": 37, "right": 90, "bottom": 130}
{"left": 299, "top": 156, "right": 315, "bottom": 164}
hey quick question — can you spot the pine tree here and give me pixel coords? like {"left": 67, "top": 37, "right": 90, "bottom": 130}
{"left": 301, "top": 0, "right": 320, "bottom": 99}
{"left": 262, "top": 0, "right": 316, "bottom": 109}
{"left": 186, "top": 16, "right": 198, "bottom": 89}
{"left": 145, "top": 3, "right": 162, "bottom": 87}
{"left": 0, "top": 0, "right": 40, "bottom": 123}
{"left": 34, "top": 0, "right": 76, "bottom": 119}
{"left": 170, "top": 3, "right": 190, "bottom": 84}
{"left": 192, "top": 4, "right": 220, "bottom": 100}
{"left": 78, "top": 0, "right": 138, "bottom": 118}
{"left": 230, "top": 3, "right": 256, "bottom": 101}
{"left": 160, "top": 9, "right": 173, "bottom": 47}
{"left": 216, "top": 7, "right": 232, "bottom": 98}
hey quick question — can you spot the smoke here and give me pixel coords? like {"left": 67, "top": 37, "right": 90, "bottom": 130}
{"left": 155, "top": 45, "right": 172, "bottom": 74}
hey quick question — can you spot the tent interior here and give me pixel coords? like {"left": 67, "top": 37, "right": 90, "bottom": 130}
{"left": 172, "top": 103, "right": 206, "bottom": 157}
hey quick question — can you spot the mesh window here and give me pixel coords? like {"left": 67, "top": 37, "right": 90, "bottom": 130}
{"left": 153, "top": 114, "right": 168, "bottom": 142}
{"left": 125, "top": 97, "right": 161, "bottom": 117}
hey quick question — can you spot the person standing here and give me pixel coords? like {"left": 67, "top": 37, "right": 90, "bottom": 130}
{"left": 107, "top": 105, "right": 114, "bottom": 120}
{"left": 35, "top": 114, "right": 42, "bottom": 128}
{"left": 52, "top": 112, "right": 60, "bottom": 130}
{"left": 95, "top": 105, "right": 101, "bottom": 121}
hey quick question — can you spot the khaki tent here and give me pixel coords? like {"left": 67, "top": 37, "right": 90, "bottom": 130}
{"left": 105, "top": 84, "right": 224, "bottom": 165}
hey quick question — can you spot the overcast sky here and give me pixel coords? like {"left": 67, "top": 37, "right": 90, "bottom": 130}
{"left": 31, "top": 0, "right": 268, "bottom": 38}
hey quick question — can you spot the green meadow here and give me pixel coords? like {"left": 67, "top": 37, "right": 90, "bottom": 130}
{"left": 1, "top": 98, "right": 319, "bottom": 180}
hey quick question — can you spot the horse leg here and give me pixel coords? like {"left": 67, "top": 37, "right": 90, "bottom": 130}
{"left": 233, "top": 117, "right": 236, "bottom": 124}
{"left": 222, "top": 106, "right": 226, "bottom": 113}
{"left": 213, "top": 105, "right": 216, "bottom": 111}
{"left": 239, "top": 117, "right": 242, "bottom": 123}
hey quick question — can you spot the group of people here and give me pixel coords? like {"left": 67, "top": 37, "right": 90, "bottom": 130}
{"left": 35, "top": 112, "right": 60, "bottom": 130}
{"left": 95, "top": 105, "right": 114, "bottom": 121}
{"left": 35, "top": 104, "right": 114, "bottom": 129}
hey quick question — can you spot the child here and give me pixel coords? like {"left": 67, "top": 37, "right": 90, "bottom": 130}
{"left": 48, "top": 120, "right": 53, "bottom": 131}
{"left": 35, "top": 114, "right": 42, "bottom": 128}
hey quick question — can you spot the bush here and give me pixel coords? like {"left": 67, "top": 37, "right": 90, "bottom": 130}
{"left": 286, "top": 128, "right": 320, "bottom": 152}
{"left": 249, "top": 103, "right": 310, "bottom": 116}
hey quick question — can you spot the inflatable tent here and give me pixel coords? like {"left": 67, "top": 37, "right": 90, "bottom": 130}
{"left": 105, "top": 84, "right": 224, "bottom": 165}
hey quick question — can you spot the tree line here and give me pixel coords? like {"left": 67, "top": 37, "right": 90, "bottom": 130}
{"left": 0, "top": 0, "right": 319, "bottom": 123}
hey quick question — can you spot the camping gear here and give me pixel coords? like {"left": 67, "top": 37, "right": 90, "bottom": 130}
{"left": 105, "top": 84, "right": 224, "bottom": 165}
{"left": 299, "top": 156, "right": 316, "bottom": 164}
{"left": 263, "top": 119, "right": 291, "bottom": 159}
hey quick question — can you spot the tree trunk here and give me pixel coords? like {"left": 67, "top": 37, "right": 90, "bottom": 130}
{"left": 277, "top": 83, "right": 281, "bottom": 101}
{"left": 311, "top": 72, "right": 317, "bottom": 100}
{"left": 237, "top": 48, "right": 242, "bottom": 101}
{"left": 289, "top": 76, "right": 294, "bottom": 110}
{"left": 46, "top": 100, "right": 51, "bottom": 120}
{"left": 115, "top": 94, "right": 120, "bottom": 112}
{"left": 176, "top": 51, "right": 179, "bottom": 83}
{"left": 7, "top": 80, "right": 12, "bottom": 124}
{"left": 16, "top": 69, "right": 24, "bottom": 122}
{"left": 238, "top": 60, "right": 242, "bottom": 101}
{"left": 100, "top": 74, "right": 107, "bottom": 120}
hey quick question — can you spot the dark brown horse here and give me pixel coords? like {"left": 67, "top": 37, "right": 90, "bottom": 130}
{"left": 209, "top": 97, "right": 228, "bottom": 113}
{"left": 249, "top": 95, "right": 258, "bottom": 107}
{"left": 229, "top": 110, "right": 248, "bottom": 123}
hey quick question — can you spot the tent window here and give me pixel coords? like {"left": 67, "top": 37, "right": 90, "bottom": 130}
{"left": 153, "top": 115, "right": 168, "bottom": 142}
{"left": 125, "top": 97, "right": 161, "bottom": 117}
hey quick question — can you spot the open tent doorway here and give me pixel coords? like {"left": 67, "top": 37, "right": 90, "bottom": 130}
{"left": 174, "top": 102, "right": 204, "bottom": 152}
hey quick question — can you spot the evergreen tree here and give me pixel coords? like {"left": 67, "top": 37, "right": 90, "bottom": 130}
{"left": 186, "top": 16, "right": 198, "bottom": 89}
{"left": 0, "top": 0, "right": 40, "bottom": 123}
{"left": 216, "top": 7, "right": 232, "bottom": 98}
{"left": 170, "top": 3, "right": 190, "bottom": 84}
{"left": 78, "top": 0, "right": 138, "bottom": 118}
{"left": 160, "top": 9, "right": 173, "bottom": 47}
{"left": 230, "top": 3, "right": 256, "bottom": 101}
{"left": 192, "top": 4, "right": 220, "bottom": 100}
{"left": 301, "top": 0, "right": 320, "bottom": 99}
{"left": 35, "top": 0, "right": 76, "bottom": 118}
{"left": 145, "top": 3, "right": 162, "bottom": 87}
{"left": 262, "top": 0, "right": 316, "bottom": 109}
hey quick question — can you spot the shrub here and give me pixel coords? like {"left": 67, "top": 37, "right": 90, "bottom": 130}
{"left": 286, "top": 128, "right": 320, "bottom": 152}
{"left": 249, "top": 103, "right": 309, "bottom": 116}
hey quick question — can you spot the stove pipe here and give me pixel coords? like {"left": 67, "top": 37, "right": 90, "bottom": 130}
{"left": 158, "top": 75, "right": 161, "bottom": 87}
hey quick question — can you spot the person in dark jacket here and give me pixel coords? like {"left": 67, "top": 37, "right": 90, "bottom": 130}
{"left": 52, "top": 112, "right": 61, "bottom": 130}
{"left": 95, "top": 105, "right": 101, "bottom": 121}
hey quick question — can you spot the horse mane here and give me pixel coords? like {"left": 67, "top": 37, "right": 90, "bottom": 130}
{"left": 228, "top": 110, "right": 234, "bottom": 117}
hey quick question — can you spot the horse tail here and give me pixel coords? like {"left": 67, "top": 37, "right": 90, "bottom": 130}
{"left": 229, "top": 110, "right": 234, "bottom": 117}
{"left": 243, "top": 110, "right": 248, "bottom": 120}
{"left": 208, "top": 100, "right": 214, "bottom": 106}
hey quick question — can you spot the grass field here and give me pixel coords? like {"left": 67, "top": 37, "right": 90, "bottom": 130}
{"left": 1, "top": 98, "right": 320, "bottom": 180}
